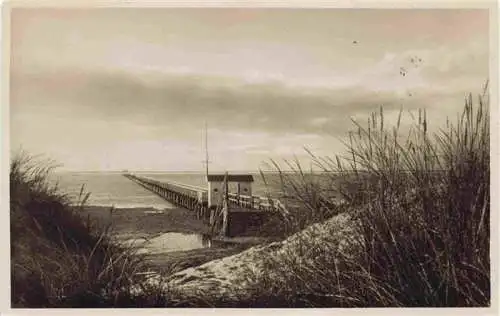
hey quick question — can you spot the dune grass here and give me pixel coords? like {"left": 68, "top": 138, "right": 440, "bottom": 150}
{"left": 10, "top": 152, "right": 170, "bottom": 307}
{"left": 247, "top": 84, "right": 490, "bottom": 307}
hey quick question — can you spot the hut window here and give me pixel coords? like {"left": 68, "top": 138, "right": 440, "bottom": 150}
{"left": 214, "top": 188, "right": 218, "bottom": 192}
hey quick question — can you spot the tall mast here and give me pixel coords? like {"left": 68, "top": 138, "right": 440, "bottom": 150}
{"left": 203, "top": 121, "right": 210, "bottom": 178}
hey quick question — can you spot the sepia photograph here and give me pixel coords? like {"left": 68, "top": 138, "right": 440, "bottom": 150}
{"left": 3, "top": 1, "right": 497, "bottom": 310}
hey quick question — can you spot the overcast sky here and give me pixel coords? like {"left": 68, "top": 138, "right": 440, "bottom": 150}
{"left": 10, "top": 8, "right": 489, "bottom": 171}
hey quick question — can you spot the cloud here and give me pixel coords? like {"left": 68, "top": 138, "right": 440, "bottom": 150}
{"left": 12, "top": 63, "right": 486, "bottom": 156}
{"left": 13, "top": 68, "right": 446, "bottom": 137}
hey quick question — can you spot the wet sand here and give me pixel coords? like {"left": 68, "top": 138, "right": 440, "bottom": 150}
{"left": 80, "top": 205, "right": 210, "bottom": 236}
{"left": 79, "top": 205, "right": 256, "bottom": 273}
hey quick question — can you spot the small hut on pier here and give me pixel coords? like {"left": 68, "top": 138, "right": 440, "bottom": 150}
{"left": 206, "top": 174, "right": 254, "bottom": 208}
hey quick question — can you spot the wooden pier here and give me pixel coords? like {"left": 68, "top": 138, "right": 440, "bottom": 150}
{"left": 124, "top": 173, "right": 211, "bottom": 219}
{"left": 123, "top": 173, "right": 284, "bottom": 237}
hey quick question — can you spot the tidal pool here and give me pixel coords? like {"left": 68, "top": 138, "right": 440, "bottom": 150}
{"left": 124, "top": 232, "right": 212, "bottom": 254}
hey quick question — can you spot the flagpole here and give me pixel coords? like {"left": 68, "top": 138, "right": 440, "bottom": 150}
{"left": 204, "top": 121, "right": 209, "bottom": 178}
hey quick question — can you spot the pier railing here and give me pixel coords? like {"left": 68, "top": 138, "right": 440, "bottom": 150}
{"left": 123, "top": 173, "right": 208, "bottom": 209}
{"left": 123, "top": 173, "right": 288, "bottom": 214}
{"left": 227, "top": 192, "right": 284, "bottom": 212}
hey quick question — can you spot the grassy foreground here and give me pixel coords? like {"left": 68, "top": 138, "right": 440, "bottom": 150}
{"left": 244, "top": 85, "right": 491, "bottom": 307}
{"left": 10, "top": 154, "right": 171, "bottom": 307}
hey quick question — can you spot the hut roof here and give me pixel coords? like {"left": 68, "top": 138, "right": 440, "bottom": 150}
{"left": 206, "top": 174, "right": 254, "bottom": 182}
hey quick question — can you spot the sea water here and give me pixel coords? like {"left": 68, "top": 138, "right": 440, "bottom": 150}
{"left": 51, "top": 171, "right": 284, "bottom": 209}
{"left": 50, "top": 172, "right": 175, "bottom": 209}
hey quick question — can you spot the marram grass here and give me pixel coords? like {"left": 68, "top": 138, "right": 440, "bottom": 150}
{"left": 252, "top": 85, "right": 490, "bottom": 307}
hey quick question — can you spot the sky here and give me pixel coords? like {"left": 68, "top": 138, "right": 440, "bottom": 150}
{"left": 10, "top": 8, "right": 490, "bottom": 172}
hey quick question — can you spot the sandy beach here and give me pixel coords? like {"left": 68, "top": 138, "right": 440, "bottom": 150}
{"left": 79, "top": 205, "right": 256, "bottom": 274}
